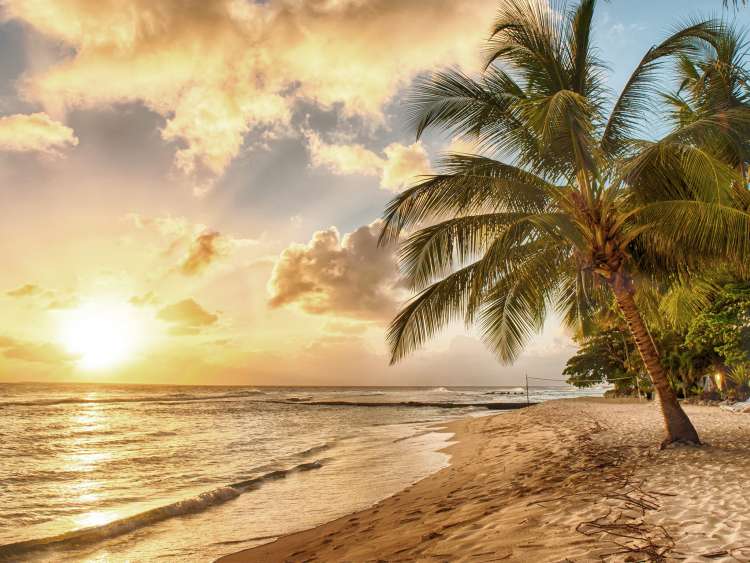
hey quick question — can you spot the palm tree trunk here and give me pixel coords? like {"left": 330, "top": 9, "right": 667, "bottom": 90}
{"left": 610, "top": 272, "right": 701, "bottom": 447}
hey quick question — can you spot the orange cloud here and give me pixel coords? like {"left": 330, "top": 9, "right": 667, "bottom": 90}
{"left": 0, "top": 113, "right": 78, "bottom": 155}
{"left": 268, "top": 220, "right": 400, "bottom": 319}
{"left": 126, "top": 213, "right": 258, "bottom": 276}
{"left": 306, "top": 132, "right": 430, "bottom": 192}
{"left": 6, "top": 283, "right": 43, "bottom": 298}
{"left": 6, "top": 283, "right": 79, "bottom": 310}
{"left": 179, "top": 231, "right": 227, "bottom": 276}
{"left": 157, "top": 298, "right": 219, "bottom": 335}
{"left": 4, "top": 0, "right": 492, "bottom": 190}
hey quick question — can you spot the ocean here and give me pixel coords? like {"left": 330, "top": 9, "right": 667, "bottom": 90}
{"left": 0, "top": 382, "right": 604, "bottom": 562}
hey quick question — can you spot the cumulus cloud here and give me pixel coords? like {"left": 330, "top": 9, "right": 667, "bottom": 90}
{"left": 380, "top": 142, "right": 432, "bottom": 192}
{"left": 157, "top": 298, "right": 219, "bottom": 335}
{"left": 0, "top": 335, "right": 77, "bottom": 365}
{"left": 4, "top": 0, "right": 491, "bottom": 190}
{"left": 305, "top": 131, "right": 384, "bottom": 177}
{"left": 305, "top": 131, "right": 430, "bottom": 192}
{"left": 268, "top": 220, "right": 401, "bottom": 319}
{"left": 0, "top": 113, "right": 78, "bottom": 155}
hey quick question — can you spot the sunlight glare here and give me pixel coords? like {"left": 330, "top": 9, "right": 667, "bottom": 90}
{"left": 59, "top": 301, "right": 143, "bottom": 371}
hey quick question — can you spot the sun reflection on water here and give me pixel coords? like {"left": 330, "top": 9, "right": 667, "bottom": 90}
{"left": 75, "top": 510, "right": 117, "bottom": 529}
{"left": 68, "top": 479, "right": 104, "bottom": 504}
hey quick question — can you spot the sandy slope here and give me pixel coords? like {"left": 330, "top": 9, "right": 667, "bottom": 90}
{"left": 217, "top": 399, "right": 750, "bottom": 562}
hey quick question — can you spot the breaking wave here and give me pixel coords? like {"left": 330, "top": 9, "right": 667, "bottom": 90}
{"left": 0, "top": 459, "right": 325, "bottom": 560}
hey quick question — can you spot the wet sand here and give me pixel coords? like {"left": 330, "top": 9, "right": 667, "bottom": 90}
{"left": 218, "top": 399, "right": 750, "bottom": 562}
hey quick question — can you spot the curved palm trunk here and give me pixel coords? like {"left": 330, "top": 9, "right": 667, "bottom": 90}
{"left": 610, "top": 273, "right": 701, "bottom": 447}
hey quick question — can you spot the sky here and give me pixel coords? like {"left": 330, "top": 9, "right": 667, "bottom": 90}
{"left": 0, "top": 0, "right": 747, "bottom": 387}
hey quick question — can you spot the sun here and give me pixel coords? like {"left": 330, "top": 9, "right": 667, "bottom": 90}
{"left": 59, "top": 301, "right": 143, "bottom": 371}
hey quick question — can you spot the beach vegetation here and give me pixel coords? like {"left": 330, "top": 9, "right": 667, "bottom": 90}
{"left": 381, "top": 0, "right": 750, "bottom": 446}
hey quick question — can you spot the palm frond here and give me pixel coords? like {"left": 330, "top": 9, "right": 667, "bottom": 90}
{"left": 636, "top": 200, "right": 750, "bottom": 262}
{"left": 478, "top": 241, "right": 567, "bottom": 362}
{"left": 379, "top": 155, "right": 552, "bottom": 244}
{"left": 387, "top": 235, "right": 553, "bottom": 363}
{"left": 485, "top": 0, "right": 568, "bottom": 92}
{"left": 398, "top": 212, "right": 532, "bottom": 290}
{"left": 620, "top": 138, "right": 740, "bottom": 204}
{"left": 601, "top": 20, "right": 721, "bottom": 157}
{"left": 407, "top": 68, "right": 521, "bottom": 142}
{"left": 568, "top": 0, "right": 597, "bottom": 95}
{"left": 386, "top": 262, "right": 482, "bottom": 364}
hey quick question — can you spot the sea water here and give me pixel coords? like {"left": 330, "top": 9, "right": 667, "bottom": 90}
{"left": 0, "top": 383, "right": 603, "bottom": 561}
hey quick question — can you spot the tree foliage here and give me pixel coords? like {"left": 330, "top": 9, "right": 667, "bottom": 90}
{"left": 563, "top": 328, "right": 647, "bottom": 394}
{"left": 686, "top": 282, "right": 750, "bottom": 368}
{"left": 382, "top": 0, "right": 750, "bottom": 442}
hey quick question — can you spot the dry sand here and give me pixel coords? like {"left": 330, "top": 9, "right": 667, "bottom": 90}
{"left": 218, "top": 399, "right": 750, "bottom": 562}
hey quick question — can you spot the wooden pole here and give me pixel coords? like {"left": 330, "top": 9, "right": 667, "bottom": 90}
{"left": 525, "top": 373, "right": 530, "bottom": 405}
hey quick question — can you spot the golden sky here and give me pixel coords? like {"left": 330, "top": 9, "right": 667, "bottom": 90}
{"left": 0, "top": 0, "right": 623, "bottom": 385}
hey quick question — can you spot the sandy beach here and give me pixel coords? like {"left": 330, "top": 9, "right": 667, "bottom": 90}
{"left": 219, "top": 399, "right": 750, "bottom": 562}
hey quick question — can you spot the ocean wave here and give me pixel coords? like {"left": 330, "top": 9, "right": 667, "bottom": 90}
{"left": 392, "top": 430, "right": 435, "bottom": 443}
{"left": 270, "top": 399, "right": 529, "bottom": 410}
{"left": 0, "top": 460, "right": 324, "bottom": 560}
{"left": 484, "top": 388, "right": 526, "bottom": 395}
{"left": 296, "top": 443, "right": 333, "bottom": 458}
{"left": 0, "top": 390, "right": 266, "bottom": 409}
{"left": 429, "top": 387, "right": 451, "bottom": 393}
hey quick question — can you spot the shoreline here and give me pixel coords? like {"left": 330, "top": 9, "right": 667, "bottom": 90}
{"left": 218, "top": 398, "right": 750, "bottom": 562}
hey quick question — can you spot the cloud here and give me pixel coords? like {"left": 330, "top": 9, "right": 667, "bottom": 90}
{"left": 4, "top": 0, "right": 491, "bottom": 190}
{"left": 0, "top": 336, "right": 16, "bottom": 348}
{"left": 156, "top": 298, "right": 219, "bottom": 335}
{"left": 46, "top": 295, "right": 80, "bottom": 310}
{"left": 179, "top": 231, "right": 227, "bottom": 276}
{"left": 6, "top": 283, "right": 43, "bottom": 298}
{"left": 268, "top": 220, "right": 401, "bottom": 319}
{"left": 130, "top": 291, "right": 159, "bottom": 307}
{"left": 126, "top": 213, "right": 194, "bottom": 240}
{"left": 380, "top": 142, "right": 431, "bottom": 192}
{"left": 0, "top": 335, "right": 77, "bottom": 365}
{"left": 6, "top": 283, "right": 78, "bottom": 309}
{"left": 126, "top": 213, "right": 258, "bottom": 274}
{"left": 0, "top": 113, "right": 78, "bottom": 155}
{"left": 306, "top": 131, "right": 384, "bottom": 177}
{"left": 305, "top": 131, "right": 430, "bottom": 192}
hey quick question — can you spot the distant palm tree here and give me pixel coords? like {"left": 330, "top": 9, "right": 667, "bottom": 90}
{"left": 380, "top": 0, "right": 750, "bottom": 446}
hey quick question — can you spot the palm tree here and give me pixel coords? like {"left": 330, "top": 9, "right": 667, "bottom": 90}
{"left": 380, "top": 0, "right": 750, "bottom": 446}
